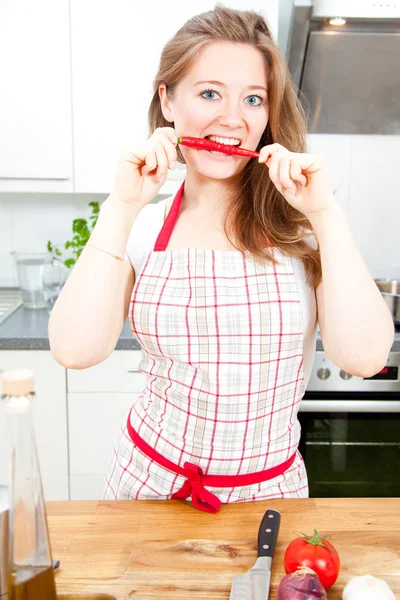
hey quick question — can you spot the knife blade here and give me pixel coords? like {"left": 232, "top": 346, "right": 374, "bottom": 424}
{"left": 229, "top": 508, "right": 281, "bottom": 600}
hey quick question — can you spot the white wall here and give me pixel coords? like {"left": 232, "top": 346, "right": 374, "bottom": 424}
{"left": 306, "top": 134, "right": 400, "bottom": 280}
{"left": 0, "top": 192, "right": 107, "bottom": 287}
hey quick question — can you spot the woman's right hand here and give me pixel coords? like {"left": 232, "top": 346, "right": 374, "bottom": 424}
{"left": 111, "top": 127, "right": 178, "bottom": 206}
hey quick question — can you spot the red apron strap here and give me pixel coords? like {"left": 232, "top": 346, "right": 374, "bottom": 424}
{"left": 127, "top": 411, "right": 221, "bottom": 513}
{"left": 127, "top": 410, "right": 296, "bottom": 514}
{"left": 153, "top": 178, "right": 273, "bottom": 252}
{"left": 153, "top": 180, "right": 185, "bottom": 251}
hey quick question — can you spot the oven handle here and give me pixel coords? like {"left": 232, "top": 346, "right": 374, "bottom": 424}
{"left": 299, "top": 399, "right": 400, "bottom": 413}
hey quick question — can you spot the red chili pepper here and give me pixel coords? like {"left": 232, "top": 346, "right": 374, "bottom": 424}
{"left": 177, "top": 136, "right": 260, "bottom": 158}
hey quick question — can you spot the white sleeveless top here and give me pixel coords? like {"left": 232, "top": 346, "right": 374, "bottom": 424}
{"left": 125, "top": 197, "right": 318, "bottom": 388}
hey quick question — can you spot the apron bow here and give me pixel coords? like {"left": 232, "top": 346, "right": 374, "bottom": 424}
{"left": 172, "top": 461, "right": 221, "bottom": 514}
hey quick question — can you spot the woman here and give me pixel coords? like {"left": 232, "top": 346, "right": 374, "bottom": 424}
{"left": 49, "top": 5, "right": 394, "bottom": 512}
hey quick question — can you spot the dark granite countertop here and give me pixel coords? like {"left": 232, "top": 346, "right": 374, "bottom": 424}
{"left": 0, "top": 303, "right": 138, "bottom": 351}
{"left": 1, "top": 295, "right": 399, "bottom": 353}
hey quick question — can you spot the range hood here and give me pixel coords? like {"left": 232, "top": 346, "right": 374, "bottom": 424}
{"left": 285, "top": 0, "right": 400, "bottom": 134}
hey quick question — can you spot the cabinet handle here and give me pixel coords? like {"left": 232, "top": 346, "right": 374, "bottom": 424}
{"left": 127, "top": 368, "right": 140, "bottom": 373}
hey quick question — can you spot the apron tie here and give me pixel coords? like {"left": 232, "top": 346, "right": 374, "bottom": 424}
{"left": 172, "top": 462, "right": 221, "bottom": 514}
{"left": 126, "top": 410, "right": 297, "bottom": 514}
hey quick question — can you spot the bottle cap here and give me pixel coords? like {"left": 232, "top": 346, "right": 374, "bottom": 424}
{"left": 1, "top": 369, "right": 35, "bottom": 397}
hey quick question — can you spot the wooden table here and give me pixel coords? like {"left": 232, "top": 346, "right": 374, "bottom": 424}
{"left": 48, "top": 498, "right": 400, "bottom": 599}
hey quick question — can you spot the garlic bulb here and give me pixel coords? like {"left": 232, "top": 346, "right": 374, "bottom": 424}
{"left": 342, "top": 575, "right": 396, "bottom": 600}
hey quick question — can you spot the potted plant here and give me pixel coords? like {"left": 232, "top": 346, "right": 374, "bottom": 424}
{"left": 47, "top": 201, "right": 100, "bottom": 269}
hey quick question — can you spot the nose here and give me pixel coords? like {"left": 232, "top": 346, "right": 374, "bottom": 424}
{"left": 217, "top": 97, "right": 246, "bottom": 130}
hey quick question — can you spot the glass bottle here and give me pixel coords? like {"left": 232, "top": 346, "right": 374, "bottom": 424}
{"left": 0, "top": 369, "right": 57, "bottom": 600}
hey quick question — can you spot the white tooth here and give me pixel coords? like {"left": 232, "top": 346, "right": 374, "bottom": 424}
{"left": 208, "top": 136, "right": 240, "bottom": 145}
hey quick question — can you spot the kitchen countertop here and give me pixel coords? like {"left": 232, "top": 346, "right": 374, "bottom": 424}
{"left": 1, "top": 295, "right": 399, "bottom": 352}
{"left": 49, "top": 498, "right": 400, "bottom": 599}
{"left": 0, "top": 301, "right": 136, "bottom": 351}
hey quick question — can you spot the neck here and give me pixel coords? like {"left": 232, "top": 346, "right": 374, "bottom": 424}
{"left": 182, "top": 171, "right": 240, "bottom": 214}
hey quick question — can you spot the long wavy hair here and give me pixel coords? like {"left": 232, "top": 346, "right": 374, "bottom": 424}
{"left": 148, "top": 4, "right": 322, "bottom": 289}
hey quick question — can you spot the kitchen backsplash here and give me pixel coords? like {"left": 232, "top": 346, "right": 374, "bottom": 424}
{"left": 0, "top": 133, "right": 399, "bottom": 287}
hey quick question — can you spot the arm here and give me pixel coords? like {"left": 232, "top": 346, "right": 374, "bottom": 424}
{"left": 310, "top": 201, "right": 394, "bottom": 377}
{"left": 48, "top": 128, "right": 178, "bottom": 370}
{"left": 256, "top": 142, "right": 394, "bottom": 378}
{"left": 48, "top": 194, "right": 141, "bottom": 370}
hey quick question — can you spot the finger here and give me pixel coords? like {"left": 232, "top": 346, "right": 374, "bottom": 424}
{"left": 123, "top": 143, "right": 150, "bottom": 167}
{"left": 290, "top": 161, "right": 307, "bottom": 186}
{"left": 261, "top": 142, "right": 286, "bottom": 155}
{"left": 267, "top": 153, "right": 282, "bottom": 192}
{"left": 258, "top": 145, "right": 274, "bottom": 165}
{"left": 296, "top": 152, "right": 324, "bottom": 175}
{"left": 152, "top": 142, "right": 169, "bottom": 182}
{"left": 258, "top": 143, "right": 288, "bottom": 161}
{"left": 279, "top": 156, "right": 296, "bottom": 194}
{"left": 152, "top": 127, "right": 178, "bottom": 147}
{"left": 152, "top": 132, "right": 178, "bottom": 169}
{"left": 141, "top": 148, "right": 157, "bottom": 175}
{"left": 160, "top": 134, "right": 178, "bottom": 169}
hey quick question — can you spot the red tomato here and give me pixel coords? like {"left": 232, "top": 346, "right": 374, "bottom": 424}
{"left": 283, "top": 529, "right": 340, "bottom": 590}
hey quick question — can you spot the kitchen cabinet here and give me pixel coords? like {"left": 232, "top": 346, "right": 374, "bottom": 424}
{"left": 67, "top": 350, "right": 145, "bottom": 499}
{"left": 0, "top": 0, "right": 278, "bottom": 193}
{"left": 0, "top": 350, "right": 68, "bottom": 500}
{"left": 0, "top": 0, "right": 73, "bottom": 192}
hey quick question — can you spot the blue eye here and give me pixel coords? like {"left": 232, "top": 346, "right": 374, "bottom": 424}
{"left": 200, "top": 89, "right": 265, "bottom": 107}
{"left": 201, "top": 90, "right": 218, "bottom": 101}
{"left": 246, "top": 95, "right": 263, "bottom": 106}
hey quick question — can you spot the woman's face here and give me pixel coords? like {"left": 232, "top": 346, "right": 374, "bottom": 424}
{"left": 159, "top": 41, "right": 269, "bottom": 181}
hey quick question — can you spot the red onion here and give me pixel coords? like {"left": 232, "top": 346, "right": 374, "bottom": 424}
{"left": 276, "top": 567, "right": 328, "bottom": 600}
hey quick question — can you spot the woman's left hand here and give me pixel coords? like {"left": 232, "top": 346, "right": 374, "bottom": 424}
{"left": 258, "top": 143, "right": 336, "bottom": 217}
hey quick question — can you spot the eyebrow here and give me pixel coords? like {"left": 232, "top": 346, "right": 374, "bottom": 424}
{"left": 194, "top": 79, "right": 268, "bottom": 92}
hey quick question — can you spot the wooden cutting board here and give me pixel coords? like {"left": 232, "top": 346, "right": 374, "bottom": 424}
{"left": 48, "top": 498, "right": 400, "bottom": 599}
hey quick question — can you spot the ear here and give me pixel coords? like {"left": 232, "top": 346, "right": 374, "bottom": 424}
{"left": 158, "top": 83, "right": 174, "bottom": 123}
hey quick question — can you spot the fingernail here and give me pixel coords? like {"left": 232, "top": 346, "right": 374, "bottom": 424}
{"left": 170, "top": 161, "right": 176, "bottom": 170}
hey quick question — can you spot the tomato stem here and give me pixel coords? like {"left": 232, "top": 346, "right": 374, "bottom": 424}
{"left": 296, "top": 529, "right": 338, "bottom": 555}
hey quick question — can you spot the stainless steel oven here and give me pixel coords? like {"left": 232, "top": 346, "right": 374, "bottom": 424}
{"left": 298, "top": 335, "right": 400, "bottom": 498}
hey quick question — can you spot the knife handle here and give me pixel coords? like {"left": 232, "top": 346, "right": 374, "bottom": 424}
{"left": 257, "top": 509, "right": 281, "bottom": 558}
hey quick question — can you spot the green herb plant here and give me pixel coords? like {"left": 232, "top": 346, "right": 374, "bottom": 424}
{"left": 47, "top": 201, "right": 100, "bottom": 269}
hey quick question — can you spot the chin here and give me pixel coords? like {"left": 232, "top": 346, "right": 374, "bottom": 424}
{"left": 195, "top": 160, "right": 244, "bottom": 177}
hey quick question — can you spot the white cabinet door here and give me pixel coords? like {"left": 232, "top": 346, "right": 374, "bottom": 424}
{"left": 67, "top": 349, "right": 144, "bottom": 393}
{"left": 0, "top": 0, "right": 73, "bottom": 192}
{"left": 70, "top": 0, "right": 278, "bottom": 193}
{"left": 67, "top": 349, "right": 145, "bottom": 500}
{"left": 0, "top": 351, "right": 68, "bottom": 500}
{"left": 68, "top": 392, "right": 139, "bottom": 500}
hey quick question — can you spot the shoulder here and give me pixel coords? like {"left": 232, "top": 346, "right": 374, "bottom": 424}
{"left": 124, "top": 197, "right": 170, "bottom": 269}
{"left": 289, "top": 229, "right": 318, "bottom": 292}
{"left": 133, "top": 198, "right": 167, "bottom": 228}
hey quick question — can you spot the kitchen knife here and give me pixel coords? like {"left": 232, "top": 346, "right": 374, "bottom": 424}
{"left": 229, "top": 508, "right": 281, "bottom": 600}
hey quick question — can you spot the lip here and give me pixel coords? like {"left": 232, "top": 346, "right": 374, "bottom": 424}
{"left": 202, "top": 150, "right": 234, "bottom": 159}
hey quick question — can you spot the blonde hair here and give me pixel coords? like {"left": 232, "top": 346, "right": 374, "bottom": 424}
{"left": 148, "top": 3, "right": 322, "bottom": 289}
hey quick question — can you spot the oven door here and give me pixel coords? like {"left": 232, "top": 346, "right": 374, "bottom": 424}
{"left": 298, "top": 391, "right": 400, "bottom": 497}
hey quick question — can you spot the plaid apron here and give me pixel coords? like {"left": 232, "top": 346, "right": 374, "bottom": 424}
{"left": 103, "top": 181, "right": 309, "bottom": 510}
